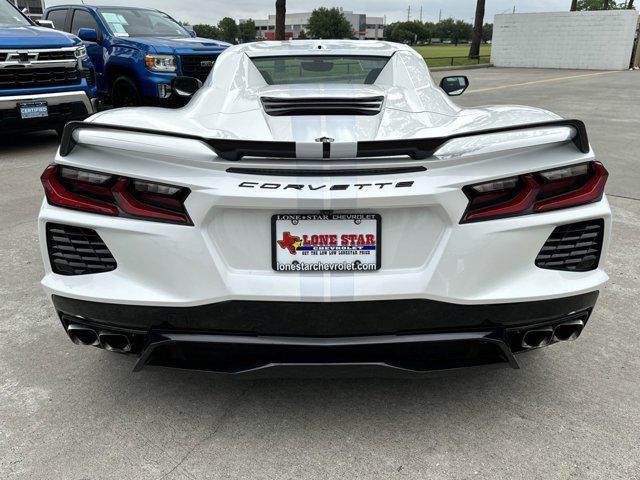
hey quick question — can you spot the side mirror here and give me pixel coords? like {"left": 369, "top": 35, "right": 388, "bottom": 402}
{"left": 171, "top": 76, "right": 203, "bottom": 98}
{"left": 77, "top": 28, "right": 99, "bottom": 43}
{"left": 36, "top": 20, "right": 55, "bottom": 29}
{"left": 189, "top": 30, "right": 197, "bottom": 38}
{"left": 440, "top": 76, "right": 469, "bottom": 96}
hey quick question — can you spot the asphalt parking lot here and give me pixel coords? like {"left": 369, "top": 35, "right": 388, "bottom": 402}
{"left": 1, "top": 67, "right": 639, "bottom": 479}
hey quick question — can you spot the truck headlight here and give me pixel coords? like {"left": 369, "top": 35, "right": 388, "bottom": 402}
{"left": 74, "top": 46, "right": 88, "bottom": 59}
{"left": 144, "top": 55, "right": 177, "bottom": 72}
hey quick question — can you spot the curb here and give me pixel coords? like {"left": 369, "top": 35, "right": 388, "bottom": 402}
{"left": 430, "top": 63, "right": 494, "bottom": 72}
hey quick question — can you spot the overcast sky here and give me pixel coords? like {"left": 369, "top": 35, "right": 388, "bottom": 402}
{"left": 44, "top": 0, "right": 574, "bottom": 25}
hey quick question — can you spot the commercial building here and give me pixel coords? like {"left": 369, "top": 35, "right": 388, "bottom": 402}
{"left": 12, "top": 0, "right": 44, "bottom": 19}
{"left": 250, "top": 10, "right": 385, "bottom": 40}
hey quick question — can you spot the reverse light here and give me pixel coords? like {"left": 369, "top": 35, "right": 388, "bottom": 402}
{"left": 470, "top": 177, "right": 519, "bottom": 193}
{"left": 41, "top": 165, "right": 192, "bottom": 225}
{"left": 461, "top": 161, "right": 608, "bottom": 223}
{"left": 144, "top": 54, "right": 177, "bottom": 72}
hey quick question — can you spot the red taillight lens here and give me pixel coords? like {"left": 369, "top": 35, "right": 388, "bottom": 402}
{"left": 41, "top": 165, "right": 192, "bottom": 225}
{"left": 533, "top": 162, "right": 608, "bottom": 212}
{"left": 461, "top": 161, "right": 608, "bottom": 223}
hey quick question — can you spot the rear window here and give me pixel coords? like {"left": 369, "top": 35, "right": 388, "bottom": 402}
{"left": 251, "top": 55, "right": 390, "bottom": 85}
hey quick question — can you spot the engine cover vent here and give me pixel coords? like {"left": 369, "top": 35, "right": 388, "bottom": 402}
{"left": 261, "top": 96, "right": 384, "bottom": 116}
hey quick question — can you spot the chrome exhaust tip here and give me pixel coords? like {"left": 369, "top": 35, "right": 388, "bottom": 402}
{"left": 98, "top": 332, "right": 131, "bottom": 353}
{"left": 553, "top": 319, "right": 585, "bottom": 342}
{"left": 67, "top": 324, "right": 99, "bottom": 346}
{"left": 521, "top": 327, "right": 554, "bottom": 349}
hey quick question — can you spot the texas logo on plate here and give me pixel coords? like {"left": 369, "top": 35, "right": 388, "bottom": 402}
{"left": 272, "top": 213, "right": 380, "bottom": 272}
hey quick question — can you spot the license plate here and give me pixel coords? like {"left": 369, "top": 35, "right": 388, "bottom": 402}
{"left": 19, "top": 101, "right": 48, "bottom": 119}
{"left": 272, "top": 213, "right": 381, "bottom": 272}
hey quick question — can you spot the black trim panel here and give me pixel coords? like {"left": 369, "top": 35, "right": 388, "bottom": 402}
{"left": 226, "top": 166, "right": 427, "bottom": 176}
{"left": 134, "top": 330, "right": 518, "bottom": 373}
{"left": 52, "top": 291, "right": 599, "bottom": 337}
{"left": 59, "top": 119, "right": 589, "bottom": 161}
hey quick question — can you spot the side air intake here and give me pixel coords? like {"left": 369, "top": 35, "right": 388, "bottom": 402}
{"left": 261, "top": 96, "right": 384, "bottom": 116}
{"left": 535, "top": 219, "right": 604, "bottom": 272}
{"left": 46, "top": 223, "right": 117, "bottom": 276}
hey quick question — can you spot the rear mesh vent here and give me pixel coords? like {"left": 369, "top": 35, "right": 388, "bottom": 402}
{"left": 261, "top": 96, "right": 384, "bottom": 116}
{"left": 46, "top": 223, "right": 117, "bottom": 276}
{"left": 535, "top": 219, "right": 604, "bottom": 272}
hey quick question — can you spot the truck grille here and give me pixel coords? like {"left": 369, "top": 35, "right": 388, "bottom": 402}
{"left": 535, "top": 220, "right": 604, "bottom": 272}
{"left": 46, "top": 224, "right": 117, "bottom": 276}
{"left": 261, "top": 96, "right": 385, "bottom": 116}
{"left": 0, "top": 66, "right": 81, "bottom": 90}
{"left": 180, "top": 55, "right": 218, "bottom": 82}
{"left": 38, "top": 50, "right": 76, "bottom": 61}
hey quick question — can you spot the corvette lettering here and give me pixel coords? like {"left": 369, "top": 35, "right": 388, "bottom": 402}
{"left": 239, "top": 181, "right": 414, "bottom": 190}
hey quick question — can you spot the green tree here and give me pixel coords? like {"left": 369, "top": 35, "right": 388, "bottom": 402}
{"left": 454, "top": 19, "right": 473, "bottom": 45}
{"left": 481, "top": 23, "right": 493, "bottom": 42}
{"left": 238, "top": 19, "right": 256, "bottom": 43}
{"left": 297, "top": 29, "right": 309, "bottom": 39}
{"left": 193, "top": 24, "right": 221, "bottom": 40}
{"left": 217, "top": 17, "right": 238, "bottom": 43}
{"left": 423, "top": 21, "right": 435, "bottom": 42}
{"left": 308, "top": 7, "right": 353, "bottom": 39}
{"left": 434, "top": 18, "right": 456, "bottom": 41}
{"left": 576, "top": 0, "right": 624, "bottom": 8}
{"left": 383, "top": 21, "right": 429, "bottom": 44}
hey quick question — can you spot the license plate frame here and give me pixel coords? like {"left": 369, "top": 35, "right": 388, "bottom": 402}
{"left": 18, "top": 101, "right": 49, "bottom": 119}
{"left": 272, "top": 213, "right": 381, "bottom": 272}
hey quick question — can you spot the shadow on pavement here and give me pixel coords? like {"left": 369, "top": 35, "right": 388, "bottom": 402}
{"left": 0, "top": 130, "right": 60, "bottom": 154}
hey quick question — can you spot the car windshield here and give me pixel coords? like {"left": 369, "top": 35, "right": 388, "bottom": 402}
{"left": 0, "top": 1, "right": 30, "bottom": 27}
{"left": 251, "top": 55, "right": 390, "bottom": 85}
{"left": 97, "top": 8, "right": 189, "bottom": 38}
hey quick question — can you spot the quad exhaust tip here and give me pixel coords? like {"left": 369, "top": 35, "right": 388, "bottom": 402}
{"left": 66, "top": 324, "right": 99, "bottom": 347}
{"left": 553, "top": 319, "right": 584, "bottom": 342}
{"left": 98, "top": 331, "right": 131, "bottom": 353}
{"left": 521, "top": 327, "right": 554, "bottom": 349}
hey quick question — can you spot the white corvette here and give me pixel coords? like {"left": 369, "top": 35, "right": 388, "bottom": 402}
{"left": 39, "top": 41, "right": 610, "bottom": 374}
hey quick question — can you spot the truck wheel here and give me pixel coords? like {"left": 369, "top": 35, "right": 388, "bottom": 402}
{"left": 111, "top": 76, "right": 142, "bottom": 108}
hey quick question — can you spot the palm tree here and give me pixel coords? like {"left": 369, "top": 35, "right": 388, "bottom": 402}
{"left": 469, "top": 0, "right": 485, "bottom": 59}
{"left": 570, "top": 0, "right": 578, "bottom": 10}
{"left": 275, "top": 0, "right": 286, "bottom": 40}
{"left": 628, "top": 0, "right": 635, "bottom": 8}
{"left": 604, "top": 0, "right": 610, "bottom": 8}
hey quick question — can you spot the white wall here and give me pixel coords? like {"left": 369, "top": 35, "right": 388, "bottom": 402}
{"left": 491, "top": 11, "right": 639, "bottom": 70}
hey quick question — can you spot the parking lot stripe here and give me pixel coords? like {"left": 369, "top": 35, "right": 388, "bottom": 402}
{"left": 467, "top": 71, "right": 621, "bottom": 93}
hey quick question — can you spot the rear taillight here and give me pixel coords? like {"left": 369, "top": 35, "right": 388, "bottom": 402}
{"left": 461, "top": 161, "right": 608, "bottom": 223}
{"left": 41, "top": 165, "right": 192, "bottom": 225}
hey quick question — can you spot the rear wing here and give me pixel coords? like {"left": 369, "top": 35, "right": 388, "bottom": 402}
{"left": 59, "top": 119, "right": 589, "bottom": 161}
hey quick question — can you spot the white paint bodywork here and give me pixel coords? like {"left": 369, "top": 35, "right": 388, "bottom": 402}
{"left": 39, "top": 41, "right": 610, "bottom": 308}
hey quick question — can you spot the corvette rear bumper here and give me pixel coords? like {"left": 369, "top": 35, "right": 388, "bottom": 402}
{"left": 53, "top": 292, "right": 598, "bottom": 374}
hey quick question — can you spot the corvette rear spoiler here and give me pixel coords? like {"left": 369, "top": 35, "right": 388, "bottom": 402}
{"left": 59, "top": 119, "right": 589, "bottom": 161}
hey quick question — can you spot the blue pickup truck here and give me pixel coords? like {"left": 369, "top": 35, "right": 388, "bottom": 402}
{"left": 42, "top": 5, "right": 229, "bottom": 107}
{"left": 0, "top": 0, "right": 98, "bottom": 134}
